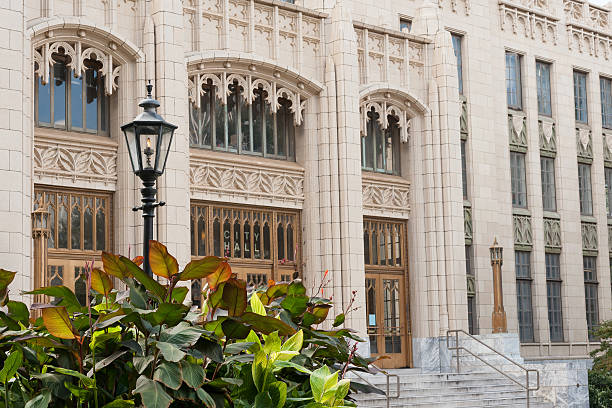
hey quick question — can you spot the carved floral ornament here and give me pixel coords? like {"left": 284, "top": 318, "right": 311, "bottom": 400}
{"left": 188, "top": 68, "right": 309, "bottom": 126}
{"left": 33, "top": 39, "right": 121, "bottom": 96}
{"left": 359, "top": 93, "right": 411, "bottom": 143}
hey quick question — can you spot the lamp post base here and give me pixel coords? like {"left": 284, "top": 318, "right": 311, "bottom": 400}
{"left": 492, "top": 310, "right": 507, "bottom": 333}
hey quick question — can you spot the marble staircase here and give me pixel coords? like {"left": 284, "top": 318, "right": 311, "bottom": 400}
{"left": 350, "top": 368, "right": 554, "bottom": 408}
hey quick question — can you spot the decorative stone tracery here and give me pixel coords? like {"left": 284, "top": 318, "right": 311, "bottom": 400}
{"left": 33, "top": 39, "right": 121, "bottom": 96}
{"left": 359, "top": 92, "right": 412, "bottom": 143}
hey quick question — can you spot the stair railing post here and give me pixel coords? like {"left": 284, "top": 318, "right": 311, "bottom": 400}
{"left": 455, "top": 330, "right": 460, "bottom": 373}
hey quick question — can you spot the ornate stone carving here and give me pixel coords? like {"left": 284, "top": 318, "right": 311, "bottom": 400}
{"left": 576, "top": 128, "right": 593, "bottom": 160}
{"left": 499, "top": 2, "right": 558, "bottom": 45}
{"left": 582, "top": 222, "right": 598, "bottom": 251}
{"left": 188, "top": 71, "right": 308, "bottom": 126}
{"left": 33, "top": 40, "right": 121, "bottom": 96}
{"left": 360, "top": 92, "right": 411, "bottom": 143}
{"left": 464, "top": 205, "right": 473, "bottom": 244}
{"left": 190, "top": 156, "right": 304, "bottom": 205}
{"left": 513, "top": 214, "right": 533, "bottom": 246}
{"left": 544, "top": 218, "right": 562, "bottom": 249}
{"left": 362, "top": 176, "right": 410, "bottom": 216}
{"left": 539, "top": 119, "right": 556, "bottom": 154}
{"left": 438, "top": 0, "right": 471, "bottom": 15}
{"left": 564, "top": 0, "right": 612, "bottom": 60}
{"left": 509, "top": 114, "right": 528, "bottom": 149}
{"left": 33, "top": 136, "right": 117, "bottom": 186}
{"left": 604, "top": 132, "right": 612, "bottom": 165}
{"left": 466, "top": 274, "right": 476, "bottom": 296}
{"left": 460, "top": 98, "right": 469, "bottom": 139}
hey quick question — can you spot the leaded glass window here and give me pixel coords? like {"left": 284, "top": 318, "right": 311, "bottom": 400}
{"left": 574, "top": 71, "right": 588, "bottom": 124}
{"left": 363, "top": 219, "right": 405, "bottom": 267}
{"left": 515, "top": 250, "right": 534, "bottom": 343}
{"left": 465, "top": 245, "right": 477, "bottom": 335}
{"left": 545, "top": 253, "right": 563, "bottom": 342}
{"left": 578, "top": 163, "right": 593, "bottom": 216}
{"left": 536, "top": 61, "right": 552, "bottom": 116}
{"left": 451, "top": 34, "right": 464, "bottom": 95}
{"left": 190, "top": 83, "right": 295, "bottom": 161}
{"left": 35, "top": 54, "right": 109, "bottom": 135}
{"left": 601, "top": 77, "right": 612, "bottom": 129}
{"left": 511, "top": 152, "right": 527, "bottom": 208}
{"left": 541, "top": 157, "right": 556, "bottom": 212}
{"left": 505, "top": 52, "right": 522, "bottom": 110}
{"left": 584, "top": 256, "right": 599, "bottom": 341}
{"left": 605, "top": 167, "right": 612, "bottom": 217}
{"left": 361, "top": 109, "right": 401, "bottom": 175}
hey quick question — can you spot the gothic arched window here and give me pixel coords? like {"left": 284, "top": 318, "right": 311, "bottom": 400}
{"left": 361, "top": 108, "right": 401, "bottom": 175}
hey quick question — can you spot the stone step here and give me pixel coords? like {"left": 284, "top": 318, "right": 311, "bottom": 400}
{"left": 356, "top": 395, "right": 553, "bottom": 408}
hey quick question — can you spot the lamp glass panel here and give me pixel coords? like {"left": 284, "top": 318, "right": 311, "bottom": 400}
{"left": 137, "top": 126, "right": 160, "bottom": 170}
{"left": 123, "top": 125, "right": 140, "bottom": 173}
{"left": 156, "top": 125, "right": 174, "bottom": 174}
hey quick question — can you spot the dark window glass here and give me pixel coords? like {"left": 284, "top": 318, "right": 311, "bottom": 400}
{"left": 545, "top": 253, "right": 563, "bottom": 342}
{"left": 536, "top": 61, "right": 552, "bottom": 116}
{"left": 361, "top": 109, "right": 401, "bottom": 175}
{"left": 584, "top": 256, "right": 599, "bottom": 340}
{"left": 53, "top": 62, "right": 67, "bottom": 127}
{"left": 451, "top": 34, "right": 463, "bottom": 95}
{"left": 605, "top": 167, "right": 612, "bottom": 217}
{"left": 541, "top": 157, "right": 556, "bottom": 212}
{"left": 578, "top": 163, "right": 593, "bottom": 216}
{"left": 465, "top": 245, "right": 477, "bottom": 335}
{"left": 37, "top": 76, "right": 51, "bottom": 124}
{"left": 511, "top": 152, "right": 527, "bottom": 208}
{"left": 505, "top": 52, "right": 522, "bottom": 109}
{"left": 601, "top": 77, "right": 612, "bottom": 129}
{"left": 515, "top": 251, "right": 534, "bottom": 342}
{"left": 400, "top": 19, "right": 412, "bottom": 33}
{"left": 574, "top": 71, "right": 588, "bottom": 123}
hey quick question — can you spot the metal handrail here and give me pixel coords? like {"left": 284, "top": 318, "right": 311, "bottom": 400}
{"left": 446, "top": 329, "right": 540, "bottom": 408}
{"left": 351, "top": 365, "right": 400, "bottom": 408}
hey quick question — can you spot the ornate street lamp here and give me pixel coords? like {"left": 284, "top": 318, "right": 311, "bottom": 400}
{"left": 121, "top": 83, "right": 177, "bottom": 276}
{"left": 489, "top": 238, "right": 507, "bottom": 333}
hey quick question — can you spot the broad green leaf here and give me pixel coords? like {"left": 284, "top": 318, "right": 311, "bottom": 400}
{"left": 310, "top": 365, "right": 331, "bottom": 403}
{"left": 321, "top": 370, "right": 340, "bottom": 404}
{"left": 196, "top": 388, "right": 215, "bottom": 407}
{"left": 154, "top": 361, "right": 182, "bottom": 390}
{"left": 252, "top": 350, "right": 268, "bottom": 392}
{"left": 281, "top": 294, "right": 308, "bottom": 317}
{"left": 310, "top": 305, "right": 332, "bottom": 325}
{"left": 281, "top": 329, "right": 303, "bottom": 352}
{"left": 221, "top": 319, "right": 251, "bottom": 339}
{"left": 94, "top": 310, "right": 127, "bottom": 330}
{"left": 149, "top": 240, "right": 179, "bottom": 279}
{"left": 180, "top": 360, "right": 205, "bottom": 389}
{"left": 159, "top": 322, "right": 204, "bottom": 347}
{"left": 221, "top": 278, "right": 247, "bottom": 317}
{"left": 91, "top": 268, "right": 113, "bottom": 297}
{"left": 263, "top": 331, "right": 281, "bottom": 354}
{"left": 7, "top": 301, "right": 29, "bottom": 325}
{"left": 101, "top": 400, "right": 135, "bottom": 408}
{"left": 225, "top": 340, "right": 256, "bottom": 355}
{"left": 265, "top": 283, "right": 288, "bottom": 302}
{"left": 170, "top": 286, "right": 189, "bottom": 304}
{"left": 65, "top": 381, "right": 92, "bottom": 399}
{"left": 0, "top": 269, "right": 16, "bottom": 291}
{"left": 87, "top": 350, "right": 127, "bottom": 377}
{"left": 204, "top": 317, "right": 226, "bottom": 338}
{"left": 179, "top": 256, "right": 225, "bottom": 281}
{"left": 133, "top": 375, "right": 173, "bottom": 408}
{"left": 127, "top": 281, "right": 147, "bottom": 309}
{"left": 333, "top": 313, "right": 345, "bottom": 328}
{"left": 195, "top": 337, "right": 224, "bottom": 363}
{"left": 0, "top": 347, "right": 22, "bottom": 383}
{"left": 120, "top": 256, "right": 167, "bottom": 300}
{"left": 90, "top": 326, "right": 121, "bottom": 351}
{"left": 102, "top": 252, "right": 129, "bottom": 279}
{"left": 205, "top": 262, "right": 232, "bottom": 290}
{"left": 254, "top": 391, "right": 274, "bottom": 408}
{"left": 274, "top": 350, "right": 299, "bottom": 362}
{"left": 287, "top": 280, "right": 306, "bottom": 296}
{"left": 145, "top": 303, "right": 189, "bottom": 327}
{"left": 334, "top": 378, "right": 351, "bottom": 401}
{"left": 24, "top": 389, "right": 52, "bottom": 408}
{"left": 133, "top": 355, "right": 154, "bottom": 374}
{"left": 41, "top": 306, "right": 78, "bottom": 340}
{"left": 269, "top": 381, "right": 287, "bottom": 408}
{"left": 45, "top": 366, "right": 95, "bottom": 387}
{"left": 27, "top": 286, "right": 82, "bottom": 313}
{"left": 207, "top": 283, "right": 225, "bottom": 310}
{"left": 250, "top": 292, "right": 266, "bottom": 316}
{"left": 273, "top": 360, "right": 312, "bottom": 374}
{"left": 239, "top": 312, "right": 296, "bottom": 336}
{"left": 156, "top": 341, "right": 186, "bottom": 362}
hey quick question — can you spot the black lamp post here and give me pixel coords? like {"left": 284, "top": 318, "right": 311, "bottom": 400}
{"left": 121, "top": 83, "right": 177, "bottom": 276}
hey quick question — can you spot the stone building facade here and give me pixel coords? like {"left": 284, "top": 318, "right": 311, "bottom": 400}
{"left": 1, "top": 0, "right": 612, "bottom": 378}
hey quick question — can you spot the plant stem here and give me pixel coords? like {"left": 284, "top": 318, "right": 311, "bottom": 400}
{"left": 5, "top": 380, "right": 9, "bottom": 408}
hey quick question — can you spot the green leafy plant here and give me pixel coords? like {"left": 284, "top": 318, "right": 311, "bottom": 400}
{"left": 0, "top": 240, "right": 382, "bottom": 408}
{"left": 590, "top": 321, "right": 612, "bottom": 407}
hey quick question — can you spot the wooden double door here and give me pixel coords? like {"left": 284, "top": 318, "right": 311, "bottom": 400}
{"left": 363, "top": 218, "right": 411, "bottom": 369}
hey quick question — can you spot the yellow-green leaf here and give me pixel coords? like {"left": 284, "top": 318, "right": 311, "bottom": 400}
{"left": 91, "top": 268, "right": 113, "bottom": 297}
{"left": 179, "top": 256, "right": 225, "bottom": 281}
{"left": 0, "top": 270, "right": 16, "bottom": 291}
{"left": 41, "top": 306, "right": 78, "bottom": 340}
{"left": 250, "top": 292, "right": 266, "bottom": 316}
{"left": 102, "top": 252, "right": 129, "bottom": 279}
{"left": 149, "top": 241, "right": 179, "bottom": 279}
{"left": 205, "top": 262, "right": 232, "bottom": 290}
{"left": 281, "top": 329, "right": 303, "bottom": 352}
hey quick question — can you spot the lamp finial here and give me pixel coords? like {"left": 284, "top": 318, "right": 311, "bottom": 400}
{"left": 146, "top": 80, "right": 153, "bottom": 99}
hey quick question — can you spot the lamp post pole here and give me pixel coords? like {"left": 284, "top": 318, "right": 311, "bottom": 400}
{"left": 134, "top": 171, "right": 164, "bottom": 277}
{"left": 490, "top": 238, "right": 507, "bottom": 333}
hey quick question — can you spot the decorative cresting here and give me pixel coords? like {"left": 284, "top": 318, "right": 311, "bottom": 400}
{"left": 359, "top": 92, "right": 412, "bottom": 143}
{"left": 354, "top": 23, "right": 427, "bottom": 86}
{"left": 499, "top": 0, "right": 558, "bottom": 45}
{"left": 361, "top": 174, "right": 411, "bottom": 217}
{"left": 539, "top": 119, "right": 557, "bottom": 155}
{"left": 581, "top": 221, "right": 598, "bottom": 251}
{"left": 576, "top": 128, "right": 593, "bottom": 160}
{"left": 603, "top": 132, "right": 612, "bottom": 165}
{"left": 190, "top": 155, "right": 304, "bottom": 206}
{"left": 544, "top": 218, "right": 562, "bottom": 249}
{"left": 464, "top": 205, "right": 473, "bottom": 244}
{"left": 564, "top": 0, "right": 612, "bottom": 59}
{"left": 438, "top": 0, "right": 471, "bottom": 15}
{"left": 33, "top": 39, "right": 120, "bottom": 96}
{"left": 188, "top": 64, "right": 311, "bottom": 126}
{"left": 466, "top": 274, "right": 476, "bottom": 297}
{"left": 34, "top": 135, "right": 117, "bottom": 186}
{"left": 513, "top": 214, "right": 533, "bottom": 246}
{"left": 460, "top": 97, "right": 469, "bottom": 139}
{"left": 509, "top": 113, "right": 528, "bottom": 150}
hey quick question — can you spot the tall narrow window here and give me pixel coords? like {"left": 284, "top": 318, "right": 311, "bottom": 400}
{"left": 505, "top": 52, "right": 522, "bottom": 110}
{"left": 515, "top": 251, "right": 534, "bottom": 342}
{"left": 400, "top": 18, "right": 412, "bottom": 33}
{"left": 584, "top": 256, "right": 599, "bottom": 340}
{"left": 545, "top": 253, "right": 563, "bottom": 342}
{"left": 461, "top": 140, "right": 468, "bottom": 200}
{"left": 601, "top": 77, "right": 612, "bottom": 129}
{"left": 451, "top": 34, "right": 464, "bottom": 95}
{"left": 578, "top": 163, "right": 593, "bottom": 216}
{"left": 574, "top": 71, "right": 588, "bottom": 124}
{"left": 605, "top": 167, "right": 612, "bottom": 217}
{"left": 536, "top": 61, "right": 552, "bottom": 116}
{"left": 511, "top": 152, "right": 527, "bottom": 208}
{"left": 465, "top": 245, "right": 477, "bottom": 335}
{"left": 540, "top": 157, "right": 556, "bottom": 212}
{"left": 361, "top": 109, "right": 401, "bottom": 175}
